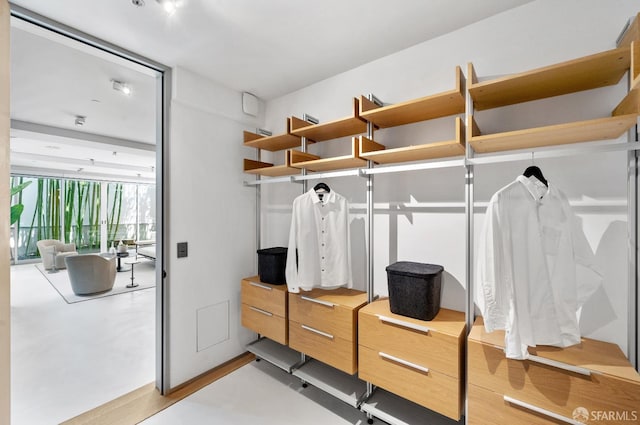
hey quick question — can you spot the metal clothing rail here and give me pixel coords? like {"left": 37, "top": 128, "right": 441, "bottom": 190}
{"left": 244, "top": 138, "right": 640, "bottom": 187}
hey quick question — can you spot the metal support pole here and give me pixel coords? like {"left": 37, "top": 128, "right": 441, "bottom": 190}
{"left": 365, "top": 96, "right": 376, "bottom": 407}
{"left": 300, "top": 113, "right": 317, "bottom": 366}
{"left": 463, "top": 71, "right": 473, "bottom": 425}
{"left": 302, "top": 113, "right": 317, "bottom": 194}
{"left": 628, "top": 121, "right": 638, "bottom": 370}
{"left": 256, "top": 147, "right": 261, "bottom": 254}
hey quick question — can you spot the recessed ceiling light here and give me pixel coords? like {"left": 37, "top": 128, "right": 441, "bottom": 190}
{"left": 112, "top": 79, "right": 132, "bottom": 96}
{"left": 156, "top": 0, "right": 178, "bottom": 14}
{"left": 132, "top": 0, "right": 145, "bottom": 6}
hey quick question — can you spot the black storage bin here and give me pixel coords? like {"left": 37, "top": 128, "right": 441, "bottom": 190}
{"left": 257, "top": 247, "right": 288, "bottom": 285}
{"left": 385, "top": 261, "right": 444, "bottom": 321}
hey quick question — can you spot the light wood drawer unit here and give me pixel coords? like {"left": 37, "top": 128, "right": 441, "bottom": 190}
{"left": 360, "top": 346, "right": 461, "bottom": 420}
{"left": 240, "top": 276, "right": 288, "bottom": 345}
{"left": 288, "top": 288, "right": 368, "bottom": 375}
{"left": 358, "top": 299, "right": 466, "bottom": 420}
{"left": 468, "top": 317, "right": 640, "bottom": 424}
{"left": 468, "top": 383, "right": 564, "bottom": 425}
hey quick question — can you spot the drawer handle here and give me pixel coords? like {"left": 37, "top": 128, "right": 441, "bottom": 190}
{"left": 379, "top": 352, "right": 429, "bottom": 374}
{"left": 376, "top": 314, "right": 430, "bottom": 334}
{"left": 300, "top": 296, "right": 335, "bottom": 308}
{"left": 301, "top": 324, "right": 334, "bottom": 339}
{"left": 249, "top": 281, "right": 273, "bottom": 291}
{"left": 249, "top": 306, "right": 273, "bottom": 317}
{"left": 528, "top": 355, "right": 592, "bottom": 376}
{"left": 504, "top": 395, "right": 583, "bottom": 425}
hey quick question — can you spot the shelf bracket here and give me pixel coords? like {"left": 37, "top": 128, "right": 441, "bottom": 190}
{"left": 367, "top": 93, "right": 384, "bottom": 107}
{"left": 302, "top": 113, "right": 319, "bottom": 125}
{"left": 289, "top": 176, "right": 304, "bottom": 184}
{"left": 256, "top": 128, "right": 272, "bottom": 137}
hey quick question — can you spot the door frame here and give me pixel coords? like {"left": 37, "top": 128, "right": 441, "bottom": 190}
{"left": 1, "top": 1, "right": 11, "bottom": 423}
{"left": 8, "top": 4, "right": 172, "bottom": 395}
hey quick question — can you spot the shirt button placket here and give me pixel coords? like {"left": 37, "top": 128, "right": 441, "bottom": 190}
{"left": 321, "top": 213, "right": 326, "bottom": 276}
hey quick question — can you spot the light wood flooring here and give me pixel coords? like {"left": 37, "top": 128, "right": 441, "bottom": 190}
{"left": 62, "top": 353, "right": 255, "bottom": 425}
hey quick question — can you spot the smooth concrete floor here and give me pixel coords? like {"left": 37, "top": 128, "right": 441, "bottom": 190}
{"left": 10, "top": 263, "right": 155, "bottom": 425}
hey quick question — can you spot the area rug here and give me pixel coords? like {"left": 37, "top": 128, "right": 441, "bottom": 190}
{"left": 36, "top": 261, "right": 156, "bottom": 304}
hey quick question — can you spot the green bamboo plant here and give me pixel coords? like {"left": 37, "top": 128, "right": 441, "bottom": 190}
{"left": 107, "top": 183, "right": 123, "bottom": 245}
{"left": 18, "top": 178, "right": 126, "bottom": 259}
{"left": 10, "top": 178, "right": 32, "bottom": 225}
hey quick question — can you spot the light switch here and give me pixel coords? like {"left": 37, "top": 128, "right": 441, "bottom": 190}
{"left": 177, "top": 242, "right": 188, "bottom": 258}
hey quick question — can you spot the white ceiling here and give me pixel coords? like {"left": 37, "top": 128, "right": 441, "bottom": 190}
{"left": 8, "top": 0, "right": 533, "bottom": 182}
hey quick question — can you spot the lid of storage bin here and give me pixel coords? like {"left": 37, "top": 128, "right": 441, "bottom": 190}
{"left": 257, "top": 247, "right": 288, "bottom": 256}
{"left": 385, "top": 261, "right": 443, "bottom": 278}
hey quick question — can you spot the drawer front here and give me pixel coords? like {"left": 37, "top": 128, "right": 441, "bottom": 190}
{"left": 289, "top": 320, "right": 357, "bottom": 374}
{"left": 241, "top": 303, "right": 288, "bottom": 345}
{"left": 289, "top": 293, "right": 355, "bottom": 341}
{"left": 241, "top": 279, "right": 287, "bottom": 317}
{"left": 468, "top": 384, "right": 562, "bottom": 425}
{"left": 359, "top": 309, "right": 462, "bottom": 379}
{"left": 468, "top": 339, "right": 640, "bottom": 419}
{"left": 358, "top": 345, "right": 461, "bottom": 420}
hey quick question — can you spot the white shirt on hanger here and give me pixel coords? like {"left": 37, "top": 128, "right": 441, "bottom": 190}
{"left": 476, "top": 175, "right": 602, "bottom": 359}
{"left": 285, "top": 188, "right": 352, "bottom": 294}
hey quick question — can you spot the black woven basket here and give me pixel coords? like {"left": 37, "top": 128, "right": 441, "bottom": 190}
{"left": 385, "top": 261, "right": 444, "bottom": 321}
{"left": 257, "top": 247, "right": 288, "bottom": 285}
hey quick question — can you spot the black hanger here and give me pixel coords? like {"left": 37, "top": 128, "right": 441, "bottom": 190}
{"left": 314, "top": 182, "right": 330, "bottom": 193}
{"left": 523, "top": 166, "right": 548, "bottom": 187}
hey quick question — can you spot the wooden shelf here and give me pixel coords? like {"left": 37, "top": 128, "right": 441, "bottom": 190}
{"left": 289, "top": 137, "right": 368, "bottom": 172}
{"left": 468, "top": 46, "right": 631, "bottom": 110}
{"left": 468, "top": 113, "right": 638, "bottom": 154}
{"left": 243, "top": 152, "right": 299, "bottom": 177}
{"left": 613, "top": 88, "right": 640, "bottom": 116}
{"left": 290, "top": 98, "right": 367, "bottom": 141}
{"left": 243, "top": 118, "right": 303, "bottom": 151}
{"left": 359, "top": 117, "right": 465, "bottom": 164}
{"left": 359, "top": 66, "right": 465, "bottom": 128}
{"left": 632, "top": 41, "right": 640, "bottom": 90}
{"left": 619, "top": 12, "right": 640, "bottom": 48}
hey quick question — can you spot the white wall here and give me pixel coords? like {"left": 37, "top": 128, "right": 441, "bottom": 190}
{"left": 262, "top": 0, "right": 638, "bottom": 357}
{"left": 167, "top": 67, "right": 262, "bottom": 387}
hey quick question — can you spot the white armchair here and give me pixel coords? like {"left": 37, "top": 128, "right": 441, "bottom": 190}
{"left": 36, "top": 239, "right": 78, "bottom": 270}
{"left": 65, "top": 253, "right": 116, "bottom": 295}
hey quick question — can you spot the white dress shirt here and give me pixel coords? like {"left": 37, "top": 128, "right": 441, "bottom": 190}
{"left": 476, "top": 175, "right": 602, "bottom": 359}
{"left": 285, "top": 189, "right": 352, "bottom": 294}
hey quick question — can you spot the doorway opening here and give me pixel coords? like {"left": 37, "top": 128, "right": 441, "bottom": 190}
{"left": 9, "top": 6, "right": 169, "bottom": 424}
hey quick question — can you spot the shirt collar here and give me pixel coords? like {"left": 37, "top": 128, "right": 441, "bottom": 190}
{"left": 516, "top": 175, "right": 549, "bottom": 201}
{"left": 309, "top": 188, "right": 335, "bottom": 204}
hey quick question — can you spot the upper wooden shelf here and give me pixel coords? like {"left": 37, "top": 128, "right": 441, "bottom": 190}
{"left": 243, "top": 118, "right": 303, "bottom": 151}
{"left": 290, "top": 98, "right": 367, "bottom": 142}
{"left": 468, "top": 46, "right": 631, "bottom": 110}
{"left": 632, "top": 41, "right": 640, "bottom": 90}
{"left": 289, "top": 137, "right": 368, "bottom": 172}
{"left": 243, "top": 152, "right": 299, "bottom": 177}
{"left": 359, "top": 67, "right": 465, "bottom": 128}
{"left": 359, "top": 117, "right": 465, "bottom": 164}
{"left": 468, "top": 113, "right": 638, "bottom": 154}
{"left": 619, "top": 12, "right": 640, "bottom": 48}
